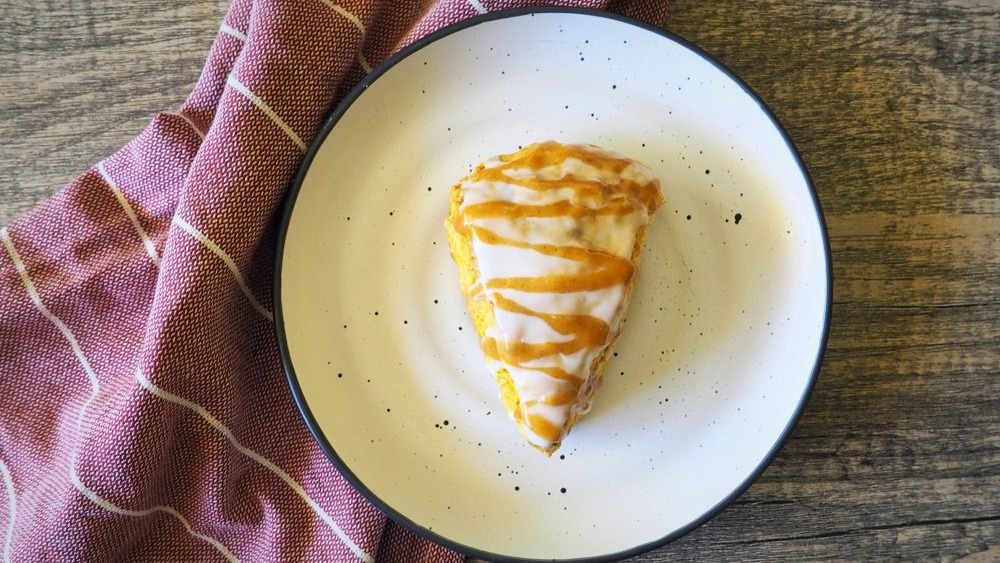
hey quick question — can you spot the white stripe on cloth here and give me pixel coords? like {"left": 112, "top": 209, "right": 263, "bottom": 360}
{"left": 0, "top": 456, "right": 15, "bottom": 563}
{"left": 225, "top": 76, "right": 307, "bottom": 151}
{"left": 1, "top": 228, "right": 101, "bottom": 394}
{"left": 318, "top": 2, "right": 374, "bottom": 73}
{"left": 69, "top": 469, "right": 238, "bottom": 562}
{"left": 356, "top": 51, "right": 373, "bottom": 74}
{"left": 135, "top": 369, "right": 375, "bottom": 563}
{"left": 220, "top": 22, "right": 247, "bottom": 42}
{"left": 166, "top": 111, "right": 206, "bottom": 139}
{"left": 0, "top": 228, "right": 237, "bottom": 562}
{"left": 96, "top": 162, "right": 161, "bottom": 267}
{"left": 171, "top": 215, "right": 274, "bottom": 322}
{"left": 467, "top": 0, "right": 488, "bottom": 15}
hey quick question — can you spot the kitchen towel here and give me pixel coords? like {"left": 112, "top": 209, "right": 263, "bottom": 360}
{"left": 0, "top": 0, "right": 668, "bottom": 560}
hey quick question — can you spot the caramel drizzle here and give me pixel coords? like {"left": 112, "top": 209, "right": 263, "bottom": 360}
{"left": 470, "top": 226, "right": 634, "bottom": 293}
{"left": 460, "top": 143, "right": 660, "bottom": 445}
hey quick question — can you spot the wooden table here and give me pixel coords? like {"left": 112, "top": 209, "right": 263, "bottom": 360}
{"left": 1, "top": 1, "right": 996, "bottom": 561}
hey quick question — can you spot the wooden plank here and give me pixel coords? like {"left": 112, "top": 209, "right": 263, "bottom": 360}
{"left": 0, "top": 0, "right": 227, "bottom": 225}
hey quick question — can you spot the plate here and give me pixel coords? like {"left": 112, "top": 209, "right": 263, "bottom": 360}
{"left": 276, "top": 8, "right": 830, "bottom": 562}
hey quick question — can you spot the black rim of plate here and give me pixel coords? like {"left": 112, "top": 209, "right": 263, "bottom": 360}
{"left": 274, "top": 7, "right": 833, "bottom": 563}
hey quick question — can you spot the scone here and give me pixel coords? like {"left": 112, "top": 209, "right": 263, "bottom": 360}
{"left": 445, "top": 141, "right": 664, "bottom": 455}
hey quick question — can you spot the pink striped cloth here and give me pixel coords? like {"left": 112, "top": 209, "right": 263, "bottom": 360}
{"left": 0, "top": 1, "right": 668, "bottom": 561}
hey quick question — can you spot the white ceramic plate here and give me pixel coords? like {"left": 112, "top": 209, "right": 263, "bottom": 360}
{"left": 276, "top": 9, "right": 830, "bottom": 562}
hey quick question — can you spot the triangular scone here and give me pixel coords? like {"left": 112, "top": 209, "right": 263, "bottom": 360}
{"left": 445, "top": 141, "right": 664, "bottom": 455}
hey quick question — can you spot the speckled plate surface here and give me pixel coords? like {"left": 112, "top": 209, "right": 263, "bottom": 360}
{"left": 276, "top": 8, "right": 830, "bottom": 562}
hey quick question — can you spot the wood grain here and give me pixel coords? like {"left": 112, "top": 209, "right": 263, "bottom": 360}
{"left": 0, "top": 0, "right": 227, "bottom": 225}
{"left": 1, "top": 1, "right": 997, "bottom": 561}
